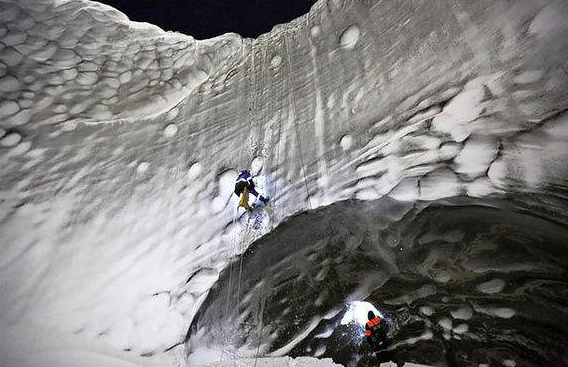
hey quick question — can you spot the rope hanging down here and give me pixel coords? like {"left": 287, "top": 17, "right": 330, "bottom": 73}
{"left": 219, "top": 32, "right": 314, "bottom": 365}
{"left": 220, "top": 43, "right": 269, "bottom": 366}
{"left": 250, "top": 39, "right": 288, "bottom": 365}
{"left": 283, "top": 36, "right": 313, "bottom": 210}
{"left": 219, "top": 46, "right": 260, "bottom": 366}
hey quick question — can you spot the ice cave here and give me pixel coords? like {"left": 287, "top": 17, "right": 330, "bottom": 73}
{"left": 1, "top": 0, "right": 568, "bottom": 366}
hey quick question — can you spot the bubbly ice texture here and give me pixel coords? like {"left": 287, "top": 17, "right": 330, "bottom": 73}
{"left": 1, "top": 0, "right": 568, "bottom": 366}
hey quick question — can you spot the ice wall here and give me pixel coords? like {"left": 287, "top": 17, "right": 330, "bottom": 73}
{"left": 1, "top": 0, "right": 568, "bottom": 366}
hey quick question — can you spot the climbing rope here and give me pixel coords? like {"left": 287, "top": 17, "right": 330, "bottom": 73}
{"left": 218, "top": 32, "right": 315, "bottom": 366}
{"left": 219, "top": 212, "right": 238, "bottom": 365}
{"left": 220, "top": 43, "right": 265, "bottom": 366}
{"left": 235, "top": 43, "right": 261, "bottom": 306}
{"left": 283, "top": 35, "right": 313, "bottom": 210}
{"left": 292, "top": 109, "right": 313, "bottom": 210}
{"left": 252, "top": 282, "right": 267, "bottom": 367}
{"left": 250, "top": 44, "right": 285, "bottom": 366}
{"left": 250, "top": 33, "right": 293, "bottom": 364}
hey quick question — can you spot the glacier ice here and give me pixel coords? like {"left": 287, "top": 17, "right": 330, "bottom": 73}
{"left": 1, "top": 0, "right": 568, "bottom": 366}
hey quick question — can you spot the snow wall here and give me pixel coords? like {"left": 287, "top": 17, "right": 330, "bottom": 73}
{"left": 1, "top": 0, "right": 568, "bottom": 366}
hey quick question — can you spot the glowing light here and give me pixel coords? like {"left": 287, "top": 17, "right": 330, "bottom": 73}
{"left": 340, "top": 301, "right": 383, "bottom": 326}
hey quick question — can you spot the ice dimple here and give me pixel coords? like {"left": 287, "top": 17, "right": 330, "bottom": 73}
{"left": 0, "top": 75, "right": 20, "bottom": 93}
{"left": 137, "top": 161, "right": 149, "bottom": 173}
{"left": 476, "top": 278, "right": 506, "bottom": 294}
{"left": 164, "top": 124, "right": 178, "bottom": 138}
{"left": 3, "top": 31, "right": 27, "bottom": 46}
{"left": 311, "top": 25, "right": 321, "bottom": 38}
{"left": 450, "top": 305, "right": 473, "bottom": 320}
{"left": 438, "top": 317, "right": 452, "bottom": 330}
{"left": 339, "top": 25, "right": 360, "bottom": 49}
{"left": 419, "top": 305, "right": 433, "bottom": 316}
{"left": 0, "top": 132, "right": 22, "bottom": 147}
{"left": 270, "top": 55, "right": 282, "bottom": 69}
{"left": 339, "top": 134, "right": 353, "bottom": 151}
{"left": 0, "top": 100, "right": 19, "bottom": 117}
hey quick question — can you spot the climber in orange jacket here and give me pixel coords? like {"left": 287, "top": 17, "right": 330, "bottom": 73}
{"left": 365, "top": 310, "right": 387, "bottom": 349}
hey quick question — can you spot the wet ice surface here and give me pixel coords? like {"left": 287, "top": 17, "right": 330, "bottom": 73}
{"left": 187, "top": 195, "right": 568, "bottom": 367}
{"left": 1, "top": 0, "right": 568, "bottom": 366}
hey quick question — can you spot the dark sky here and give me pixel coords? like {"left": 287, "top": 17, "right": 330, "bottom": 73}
{"left": 97, "top": 0, "right": 318, "bottom": 39}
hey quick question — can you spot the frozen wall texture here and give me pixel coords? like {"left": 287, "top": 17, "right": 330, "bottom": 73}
{"left": 1, "top": 0, "right": 568, "bottom": 366}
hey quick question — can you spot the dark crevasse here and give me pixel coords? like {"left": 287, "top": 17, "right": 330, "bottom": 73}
{"left": 185, "top": 194, "right": 568, "bottom": 367}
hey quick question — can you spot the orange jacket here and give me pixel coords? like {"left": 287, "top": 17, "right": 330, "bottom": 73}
{"left": 365, "top": 316, "right": 381, "bottom": 337}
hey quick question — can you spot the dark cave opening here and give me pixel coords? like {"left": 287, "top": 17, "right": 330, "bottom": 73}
{"left": 186, "top": 195, "right": 568, "bottom": 366}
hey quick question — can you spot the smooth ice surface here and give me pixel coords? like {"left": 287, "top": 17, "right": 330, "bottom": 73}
{"left": 1, "top": 0, "right": 568, "bottom": 366}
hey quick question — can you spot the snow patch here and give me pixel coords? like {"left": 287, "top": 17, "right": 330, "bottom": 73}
{"left": 419, "top": 169, "right": 461, "bottom": 201}
{"left": 452, "top": 323, "right": 469, "bottom": 334}
{"left": 476, "top": 278, "right": 506, "bottom": 294}
{"left": 475, "top": 305, "right": 516, "bottom": 319}
{"left": 419, "top": 306, "right": 433, "bottom": 316}
{"left": 188, "top": 162, "right": 202, "bottom": 178}
{"left": 450, "top": 306, "right": 473, "bottom": 320}
{"left": 438, "top": 317, "right": 452, "bottom": 330}
{"left": 0, "top": 75, "right": 20, "bottom": 93}
{"left": 0, "top": 100, "right": 19, "bottom": 117}
{"left": 340, "top": 134, "right": 353, "bottom": 151}
{"left": 0, "top": 132, "right": 22, "bottom": 147}
{"left": 166, "top": 107, "right": 179, "bottom": 121}
{"left": 136, "top": 162, "right": 149, "bottom": 173}
{"left": 432, "top": 88, "right": 485, "bottom": 142}
{"left": 212, "top": 169, "right": 237, "bottom": 214}
{"left": 454, "top": 136, "right": 497, "bottom": 178}
{"left": 389, "top": 178, "right": 419, "bottom": 202}
{"left": 466, "top": 178, "right": 496, "bottom": 198}
{"left": 270, "top": 55, "right": 282, "bottom": 69}
{"left": 339, "top": 25, "right": 360, "bottom": 49}
{"left": 399, "top": 330, "right": 434, "bottom": 346}
{"left": 311, "top": 25, "right": 321, "bottom": 38}
{"left": 251, "top": 156, "right": 264, "bottom": 175}
{"left": 163, "top": 124, "right": 178, "bottom": 138}
{"left": 314, "top": 328, "right": 334, "bottom": 339}
{"left": 340, "top": 301, "right": 382, "bottom": 326}
{"left": 314, "top": 345, "right": 326, "bottom": 357}
{"left": 6, "top": 140, "right": 32, "bottom": 157}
